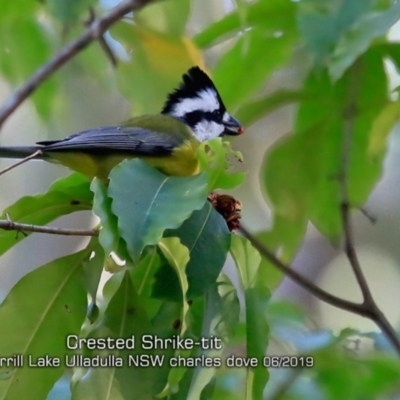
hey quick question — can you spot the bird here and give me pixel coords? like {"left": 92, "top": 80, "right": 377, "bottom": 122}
{"left": 0, "top": 67, "right": 243, "bottom": 181}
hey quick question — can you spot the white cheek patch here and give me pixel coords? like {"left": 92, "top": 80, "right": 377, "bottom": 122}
{"left": 171, "top": 89, "right": 220, "bottom": 117}
{"left": 193, "top": 120, "right": 225, "bottom": 142}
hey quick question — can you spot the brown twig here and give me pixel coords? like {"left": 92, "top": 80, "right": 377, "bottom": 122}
{"left": 359, "top": 207, "right": 377, "bottom": 224}
{"left": 340, "top": 202, "right": 374, "bottom": 305}
{"left": 85, "top": 7, "right": 118, "bottom": 68}
{"left": 238, "top": 226, "right": 370, "bottom": 317}
{"left": 341, "top": 203, "right": 400, "bottom": 354}
{"left": 338, "top": 61, "right": 400, "bottom": 354}
{"left": 0, "top": 0, "right": 154, "bottom": 128}
{"left": 339, "top": 60, "right": 373, "bottom": 304}
{"left": 239, "top": 225, "right": 400, "bottom": 355}
{"left": 0, "top": 217, "right": 98, "bottom": 237}
{"left": 0, "top": 150, "right": 42, "bottom": 176}
{"left": 247, "top": 60, "right": 400, "bottom": 356}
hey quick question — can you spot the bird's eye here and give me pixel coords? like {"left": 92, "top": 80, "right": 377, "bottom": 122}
{"left": 213, "top": 109, "right": 222, "bottom": 119}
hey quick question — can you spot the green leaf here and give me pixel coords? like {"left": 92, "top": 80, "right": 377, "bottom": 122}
{"left": 262, "top": 47, "right": 388, "bottom": 244}
{"left": 230, "top": 235, "right": 270, "bottom": 400}
{"left": 150, "top": 301, "right": 183, "bottom": 338}
{"left": 111, "top": 23, "right": 203, "bottom": 116}
{"left": 81, "top": 237, "right": 105, "bottom": 303}
{"left": 90, "top": 178, "right": 130, "bottom": 262}
{"left": 0, "top": 242, "right": 94, "bottom": 400}
{"left": 91, "top": 178, "right": 119, "bottom": 254}
{"left": 163, "top": 298, "right": 205, "bottom": 400}
{"left": 151, "top": 254, "right": 182, "bottom": 302}
{"left": 46, "top": 0, "right": 97, "bottom": 25}
{"left": 1, "top": 0, "right": 39, "bottom": 20}
{"left": 214, "top": 26, "right": 296, "bottom": 109}
{"left": 184, "top": 279, "right": 240, "bottom": 400}
{"left": 96, "top": 270, "right": 125, "bottom": 315}
{"left": 198, "top": 138, "right": 245, "bottom": 191}
{"left": 236, "top": 90, "right": 312, "bottom": 127}
{"left": 0, "top": 173, "right": 92, "bottom": 256}
{"left": 230, "top": 235, "right": 262, "bottom": 290}
{"left": 330, "top": 2, "right": 400, "bottom": 80}
{"left": 108, "top": 159, "right": 208, "bottom": 261}
{"left": 244, "top": 285, "right": 270, "bottom": 400}
{"left": 194, "top": 0, "right": 296, "bottom": 49}
{"left": 153, "top": 201, "right": 231, "bottom": 300}
{"left": 72, "top": 272, "right": 166, "bottom": 400}
{"left": 297, "top": 0, "right": 376, "bottom": 65}
{"left": 360, "top": 358, "right": 400, "bottom": 396}
{"left": 158, "top": 238, "right": 190, "bottom": 334}
{"left": 310, "top": 349, "right": 400, "bottom": 399}
{"left": 0, "top": 19, "right": 57, "bottom": 118}
{"left": 266, "top": 301, "right": 306, "bottom": 326}
{"left": 153, "top": 302, "right": 191, "bottom": 399}
{"left": 250, "top": 231, "right": 285, "bottom": 293}
{"left": 148, "top": 301, "right": 185, "bottom": 399}
{"left": 166, "top": 278, "right": 239, "bottom": 400}
{"left": 136, "top": 0, "right": 191, "bottom": 37}
{"left": 170, "top": 203, "right": 231, "bottom": 299}
{"left": 153, "top": 238, "right": 191, "bottom": 398}
{"left": 129, "top": 248, "right": 163, "bottom": 320}
{"left": 368, "top": 99, "right": 400, "bottom": 158}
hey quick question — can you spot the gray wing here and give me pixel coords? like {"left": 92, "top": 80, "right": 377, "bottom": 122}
{"left": 37, "top": 126, "right": 183, "bottom": 156}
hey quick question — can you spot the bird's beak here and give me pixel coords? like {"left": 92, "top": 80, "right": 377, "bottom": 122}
{"left": 223, "top": 115, "right": 244, "bottom": 135}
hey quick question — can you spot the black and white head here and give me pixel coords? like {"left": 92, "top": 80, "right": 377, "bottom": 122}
{"left": 162, "top": 67, "right": 244, "bottom": 142}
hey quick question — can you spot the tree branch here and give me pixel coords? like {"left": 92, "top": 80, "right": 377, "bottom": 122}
{"left": 339, "top": 62, "right": 400, "bottom": 354}
{"left": 340, "top": 60, "right": 374, "bottom": 304}
{"left": 0, "top": 218, "right": 98, "bottom": 237}
{"left": 239, "top": 225, "right": 400, "bottom": 355}
{"left": 0, "top": 150, "right": 42, "bottom": 177}
{"left": 246, "top": 61, "right": 400, "bottom": 355}
{"left": 341, "top": 203, "right": 400, "bottom": 353}
{"left": 238, "top": 226, "right": 370, "bottom": 317}
{"left": 85, "top": 7, "right": 118, "bottom": 68}
{"left": 341, "top": 202, "right": 375, "bottom": 304}
{"left": 0, "top": 0, "right": 154, "bottom": 128}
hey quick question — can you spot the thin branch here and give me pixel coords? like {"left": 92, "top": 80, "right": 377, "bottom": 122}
{"left": 340, "top": 60, "right": 373, "bottom": 304}
{"left": 341, "top": 202, "right": 374, "bottom": 305}
{"left": 340, "top": 200, "right": 400, "bottom": 354}
{"left": 85, "top": 7, "right": 118, "bottom": 68}
{"left": 1, "top": 217, "right": 372, "bottom": 317}
{"left": 239, "top": 225, "right": 400, "bottom": 355}
{"left": 0, "top": 150, "right": 42, "bottom": 176}
{"left": 238, "top": 226, "right": 371, "bottom": 318}
{"left": 338, "top": 62, "right": 400, "bottom": 354}
{"left": 0, "top": 0, "right": 154, "bottom": 128}
{"left": 359, "top": 207, "right": 377, "bottom": 224}
{"left": 341, "top": 202, "right": 400, "bottom": 354}
{"left": 0, "top": 218, "right": 98, "bottom": 237}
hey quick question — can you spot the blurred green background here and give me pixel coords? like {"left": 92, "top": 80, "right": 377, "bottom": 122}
{"left": 2, "top": 0, "right": 400, "bottom": 398}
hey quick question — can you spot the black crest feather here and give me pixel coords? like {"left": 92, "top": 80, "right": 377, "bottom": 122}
{"left": 161, "top": 67, "right": 222, "bottom": 114}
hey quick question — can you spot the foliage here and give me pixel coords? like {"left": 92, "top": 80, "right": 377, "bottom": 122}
{"left": 1, "top": 0, "right": 400, "bottom": 399}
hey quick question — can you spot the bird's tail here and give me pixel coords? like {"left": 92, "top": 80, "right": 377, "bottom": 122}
{"left": 0, "top": 146, "right": 45, "bottom": 160}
